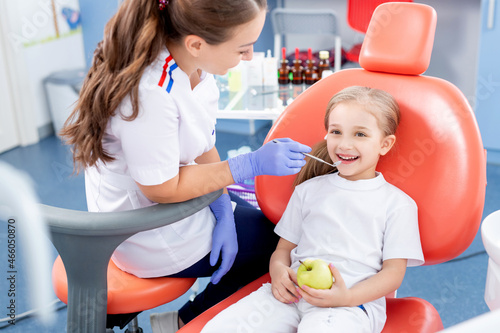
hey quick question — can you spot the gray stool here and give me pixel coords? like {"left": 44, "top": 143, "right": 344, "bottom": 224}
{"left": 43, "top": 190, "right": 221, "bottom": 333}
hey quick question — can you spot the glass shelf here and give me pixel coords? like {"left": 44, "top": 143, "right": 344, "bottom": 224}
{"left": 217, "top": 84, "right": 309, "bottom": 120}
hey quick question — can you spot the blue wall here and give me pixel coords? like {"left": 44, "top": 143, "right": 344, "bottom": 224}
{"left": 475, "top": 0, "right": 500, "bottom": 163}
{"left": 79, "top": 0, "right": 120, "bottom": 69}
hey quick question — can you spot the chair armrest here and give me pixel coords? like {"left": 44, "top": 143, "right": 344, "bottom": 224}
{"left": 41, "top": 189, "right": 222, "bottom": 236}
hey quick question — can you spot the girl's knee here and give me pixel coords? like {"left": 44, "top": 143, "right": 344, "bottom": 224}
{"left": 202, "top": 284, "right": 299, "bottom": 333}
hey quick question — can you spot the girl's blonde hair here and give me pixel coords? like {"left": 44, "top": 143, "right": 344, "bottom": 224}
{"left": 294, "top": 86, "right": 400, "bottom": 186}
{"left": 61, "top": 0, "right": 267, "bottom": 172}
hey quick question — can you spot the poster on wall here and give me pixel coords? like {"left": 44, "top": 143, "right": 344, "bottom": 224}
{"left": 2, "top": 0, "right": 86, "bottom": 133}
{"left": 8, "top": 0, "right": 82, "bottom": 50}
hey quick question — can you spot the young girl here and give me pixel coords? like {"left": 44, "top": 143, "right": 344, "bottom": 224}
{"left": 60, "top": 0, "right": 310, "bottom": 331}
{"left": 201, "top": 86, "right": 424, "bottom": 333}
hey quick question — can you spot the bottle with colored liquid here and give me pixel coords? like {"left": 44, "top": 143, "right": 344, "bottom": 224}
{"left": 317, "top": 50, "right": 331, "bottom": 80}
{"left": 291, "top": 48, "right": 303, "bottom": 85}
{"left": 278, "top": 47, "right": 290, "bottom": 85}
{"left": 304, "top": 48, "right": 318, "bottom": 85}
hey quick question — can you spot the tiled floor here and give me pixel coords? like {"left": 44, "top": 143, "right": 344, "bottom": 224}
{"left": 0, "top": 123, "right": 495, "bottom": 332}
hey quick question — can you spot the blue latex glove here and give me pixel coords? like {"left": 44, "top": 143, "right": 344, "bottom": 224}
{"left": 228, "top": 138, "right": 311, "bottom": 183}
{"left": 209, "top": 193, "right": 238, "bottom": 284}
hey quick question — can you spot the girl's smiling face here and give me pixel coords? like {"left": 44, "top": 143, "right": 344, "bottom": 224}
{"left": 326, "top": 102, "right": 396, "bottom": 181}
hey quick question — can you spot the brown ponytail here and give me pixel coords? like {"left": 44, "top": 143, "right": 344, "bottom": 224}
{"left": 61, "top": 0, "right": 267, "bottom": 172}
{"left": 293, "top": 141, "right": 337, "bottom": 187}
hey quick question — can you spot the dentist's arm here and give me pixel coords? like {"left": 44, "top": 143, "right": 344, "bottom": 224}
{"left": 138, "top": 139, "right": 311, "bottom": 203}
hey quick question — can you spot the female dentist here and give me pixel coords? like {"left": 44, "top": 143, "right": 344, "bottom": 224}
{"left": 60, "top": 0, "right": 311, "bottom": 331}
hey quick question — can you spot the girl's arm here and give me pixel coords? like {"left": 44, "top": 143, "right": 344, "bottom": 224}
{"left": 297, "top": 258, "right": 407, "bottom": 308}
{"left": 137, "top": 146, "right": 233, "bottom": 203}
{"left": 269, "top": 238, "right": 301, "bottom": 304}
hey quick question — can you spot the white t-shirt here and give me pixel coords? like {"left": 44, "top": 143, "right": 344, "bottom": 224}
{"left": 85, "top": 47, "right": 219, "bottom": 278}
{"left": 274, "top": 172, "right": 424, "bottom": 330}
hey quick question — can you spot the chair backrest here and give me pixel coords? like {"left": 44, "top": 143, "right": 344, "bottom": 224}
{"left": 347, "top": 0, "right": 413, "bottom": 33}
{"left": 271, "top": 8, "right": 342, "bottom": 71}
{"left": 256, "top": 2, "right": 486, "bottom": 266}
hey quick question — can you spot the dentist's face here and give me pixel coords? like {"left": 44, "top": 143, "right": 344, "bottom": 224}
{"left": 198, "top": 9, "right": 266, "bottom": 75}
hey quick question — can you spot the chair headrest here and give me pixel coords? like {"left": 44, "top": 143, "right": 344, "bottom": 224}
{"left": 359, "top": 2, "right": 437, "bottom": 75}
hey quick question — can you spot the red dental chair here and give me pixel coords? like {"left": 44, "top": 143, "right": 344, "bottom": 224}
{"left": 179, "top": 3, "right": 486, "bottom": 332}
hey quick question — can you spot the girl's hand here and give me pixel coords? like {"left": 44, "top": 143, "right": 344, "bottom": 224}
{"left": 270, "top": 263, "right": 301, "bottom": 304}
{"left": 297, "top": 263, "right": 352, "bottom": 308}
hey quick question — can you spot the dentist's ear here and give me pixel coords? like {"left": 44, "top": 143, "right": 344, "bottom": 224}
{"left": 184, "top": 35, "right": 204, "bottom": 58}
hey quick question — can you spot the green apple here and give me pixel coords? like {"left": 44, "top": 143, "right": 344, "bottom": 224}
{"left": 297, "top": 259, "right": 334, "bottom": 289}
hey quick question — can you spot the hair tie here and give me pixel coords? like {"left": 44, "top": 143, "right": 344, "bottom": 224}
{"left": 159, "top": 0, "right": 169, "bottom": 11}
